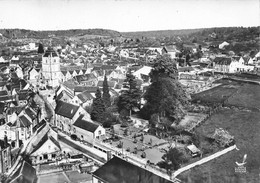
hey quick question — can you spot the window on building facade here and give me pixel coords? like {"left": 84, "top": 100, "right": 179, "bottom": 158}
{"left": 43, "top": 154, "right": 48, "bottom": 159}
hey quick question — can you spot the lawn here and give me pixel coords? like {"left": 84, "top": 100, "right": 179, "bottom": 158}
{"left": 225, "top": 83, "right": 260, "bottom": 110}
{"left": 37, "top": 172, "right": 68, "bottom": 183}
{"left": 191, "top": 83, "right": 241, "bottom": 105}
{"left": 178, "top": 109, "right": 260, "bottom": 183}
{"left": 37, "top": 170, "right": 92, "bottom": 183}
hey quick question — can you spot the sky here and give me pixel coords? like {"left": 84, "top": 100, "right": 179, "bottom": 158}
{"left": 0, "top": 0, "right": 259, "bottom": 32}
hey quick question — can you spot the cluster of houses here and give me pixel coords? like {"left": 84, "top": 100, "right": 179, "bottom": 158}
{"left": 0, "top": 79, "right": 39, "bottom": 174}
{"left": 0, "top": 38, "right": 260, "bottom": 182}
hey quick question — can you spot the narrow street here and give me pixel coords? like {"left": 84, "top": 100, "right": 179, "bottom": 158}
{"left": 57, "top": 133, "right": 107, "bottom": 164}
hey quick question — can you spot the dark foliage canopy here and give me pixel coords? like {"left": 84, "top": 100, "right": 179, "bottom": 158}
{"left": 141, "top": 55, "right": 189, "bottom": 122}
{"left": 37, "top": 43, "right": 44, "bottom": 54}
{"left": 91, "top": 88, "right": 106, "bottom": 122}
{"left": 157, "top": 148, "right": 188, "bottom": 171}
{"left": 102, "top": 75, "right": 111, "bottom": 107}
{"left": 117, "top": 73, "right": 142, "bottom": 116}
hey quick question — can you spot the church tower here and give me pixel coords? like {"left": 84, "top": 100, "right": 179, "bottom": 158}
{"left": 42, "top": 47, "right": 61, "bottom": 88}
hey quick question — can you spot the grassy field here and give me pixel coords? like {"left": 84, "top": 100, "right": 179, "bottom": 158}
{"left": 37, "top": 170, "right": 92, "bottom": 183}
{"left": 191, "top": 83, "right": 240, "bottom": 104}
{"left": 225, "top": 83, "right": 260, "bottom": 110}
{"left": 178, "top": 109, "right": 260, "bottom": 183}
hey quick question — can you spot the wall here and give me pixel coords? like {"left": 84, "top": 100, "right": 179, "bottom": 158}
{"left": 92, "top": 176, "right": 103, "bottom": 183}
{"left": 73, "top": 126, "right": 94, "bottom": 145}
{"left": 172, "top": 145, "right": 237, "bottom": 178}
{"left": 94, "top": 126, "right": 106, "bottom": 139}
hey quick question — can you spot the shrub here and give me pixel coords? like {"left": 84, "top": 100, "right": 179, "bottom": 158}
{"left": 141, "top": 152, "right": 146, "bottom": 158}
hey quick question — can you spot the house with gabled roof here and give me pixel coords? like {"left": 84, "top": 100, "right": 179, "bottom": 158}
{"left": 74, "top": 86, "right": 98, "bottom": 95}
{"left": 0, "top": 81, "right": 7, "bottom": 90}
{"left": 92, "top": 156, "right": 172, "bottom": 183}
{"left": 29, "top": 133, "right": 61, "bottom": 165}
{"left": 28, "top": 68, "right": 40, "bottom": 83}
{"left": 213, "top": 56, "right": 253, "bottom": 73}
{"left": 17, "top": 89, "right": 33, "bottom": 106}
{"left": 9, "top": 160, "right": 36, "bottom": 183}
{"left": 55, "top": 84, "right": 74, "bottom": 100}
{"left": 21, "top": 106, "right": 37, "bottom": 129}
{"left": 76, "top": 91, "right": 95, "bottom": 107}
{"left": 162, "top": 45, "right": 180, "bottom": 59}
{"left": 72, "top": 115, "right": 105, "bottom": 145}
{"left": 54, "top": 100, "right": 91, "bottom": 135}
{"left": 16, "top": 114, "right": 33, "bottom": 141}
{"left": 0, "top": 140, "right": 12, "bottom": 174}
{"left": 0, "top": 89, "right": 13, "bottom": 103}
{"left": 97, "top": 80, "right": 116, "bottom": 89}
{"left": 73, "top": 73, "right": 98, "bottom": 86}
{"left": 0, "top": 122, "right": 16, "bottom": 142}
{"left": 56, "top": 89, "right": 74, "bottom": 104}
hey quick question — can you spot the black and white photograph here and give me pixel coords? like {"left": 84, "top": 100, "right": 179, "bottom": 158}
{"left": 0, "top": 0, "right": 259, "bottom": 182}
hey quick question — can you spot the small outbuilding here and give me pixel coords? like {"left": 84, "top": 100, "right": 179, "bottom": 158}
{"left": 186, "top": 144, "right": 201, "bottom": 157}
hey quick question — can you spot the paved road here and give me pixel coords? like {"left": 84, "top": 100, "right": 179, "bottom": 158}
{"left": 57, "top": 134, "right": 106, "bottom": 164}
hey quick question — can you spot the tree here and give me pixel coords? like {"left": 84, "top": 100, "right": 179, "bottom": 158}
{"left": 117, "top": 73, "right": 142, "bottom": 117}
{"left": 157, "top": 148, "right": 188, "bottom": 171}
{"left": 141, "top": 54, "right": 190, "bottom": 123}
{"left": 102, "top": 75, "right": 111, "bottom": 107}
{"left": 37, "top": 43, "right": 44, "bottom": 54}
{"left": 91, "top": 88, "right": 106, "bottom": 122}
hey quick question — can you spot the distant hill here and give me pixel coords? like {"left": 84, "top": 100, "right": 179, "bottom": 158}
{"left": 121, "top": 29, "right": 203, "bottom": 38}
{"left": 121, "top": 27, "right": 260, "bottom": 40}
{"left": 0, "top": 29, "right": 121, "bottom": 39}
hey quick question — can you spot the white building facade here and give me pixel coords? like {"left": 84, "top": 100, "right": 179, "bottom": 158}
{"left": 42, "top": 47, "right": 61, "bottom": 88}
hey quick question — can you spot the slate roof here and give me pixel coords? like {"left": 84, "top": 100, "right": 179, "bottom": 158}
{"left": 56, "top": 90, "right": 74, "bottom": 101}
{"left": 93, "top": 156, "right": 172, "bottom": 183}
{"left": 97, "top": 80, "right": 116, "bottom": 88}
{"left": 61, "top": 71, "right": 67, "bottom": 76}
{"left": 24, "top": 107, "right": 36, "bottom": 120}
{"left": 0, "top": 102, "right": 5, "bottom": 114}
{"left": 0, "top": 139, "right": 10, "bottom": 149}
{"left": 19, "top": 115, "right": 31, "bottom": 127}
{"left": 30, "top": 133, "right": 61, "bottom": 155}
{"left": 92, "top": 65, "right": 117, "bottom": 71}
{"left": 232, "top": 56, "right": 240, "bottom": 61}
{"left": 74, "top": 73, "right": 97, "bottom": 83}
{"left": 6, "top": 79, "right": 27, "bottom": 91}
{"left": 18, "top": 90, "right": 32, "bottom": 101}
{"left": 110, "top": 78, "right": 125, "bottom": 85}
{"left": 77, "top": 91, "right": 94, "bottom": 103}
{"left": 178, "top": 66, "right": 195, "bottom": 72}
{"left": 0, "top": 95, "right": 13, "bottom": 102}
{"left": 63, "top": 80, "right": 78, "bottom": 90}
{"left": 0, "top": 90, "right": 8, "bottom": 96}
{"left": 55, "top": 100, "right": 79, "bottom": 119}
{"left": 10, "top": 161, "right": 36, "bottom": 183}
{"left": 73, "top": 115, "right": 99, "bottom": 133}
{"left": 213, "top": 57, "right": 232, "bottom": 65}
{"left": 0, "top": 81, "right": 7, "bottom": 87}
{"left": 74, "top": 86, "right": 98, "bottom": 93}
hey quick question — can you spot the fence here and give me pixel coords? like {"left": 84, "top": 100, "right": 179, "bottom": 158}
{"left": 172, "top": 144, "right": 237, "bottom": 178}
